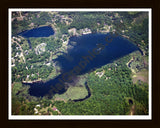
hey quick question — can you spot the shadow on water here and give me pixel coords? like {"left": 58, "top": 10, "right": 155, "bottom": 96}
{"left": 26, "top": 33, "right": 139, "bottom": 98}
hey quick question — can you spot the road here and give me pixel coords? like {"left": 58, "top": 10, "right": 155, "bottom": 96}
{"left": 12, "top": 38, "right": 26, "bottom": 63}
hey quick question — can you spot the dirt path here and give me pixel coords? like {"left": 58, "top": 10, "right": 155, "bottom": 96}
{"left": 126, "top": 57, "right": 134, "bottom": 68}
{"left": 129, "top": 105, "right": 135, "bottom": 115}
{"left": 53, "top": 105, "right": 62, "bottom": 115}
{"left": 126, "top": 57, "right": 137, "bottom": 73}
{"left": 54, "top": 97, "right": 67, "bottom": 103}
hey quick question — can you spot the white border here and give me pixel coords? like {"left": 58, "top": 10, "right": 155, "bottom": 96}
{"left": 8, "top": 8, "right": 152, "bottom": 120}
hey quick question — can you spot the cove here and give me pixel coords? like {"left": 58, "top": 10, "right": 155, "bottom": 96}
{"left": 19, "top": 26, "right": 54, "bottom": 48}
{"left": 24, "top": 33, "right": 140, "bottom": 99}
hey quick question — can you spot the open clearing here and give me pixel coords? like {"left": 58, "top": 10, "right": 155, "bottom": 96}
{"left": 54, "top": 86, "right": 88, "bottom": 101}
{"left": 132, "top": 69, "right": 148, "bottom": 84}
{"left": 54, "top": 75, "right": 88, "bottom": 101}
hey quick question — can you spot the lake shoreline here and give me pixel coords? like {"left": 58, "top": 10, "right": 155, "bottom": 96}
{"left": 26, "top": 33, "right": 139, "bottom": 98}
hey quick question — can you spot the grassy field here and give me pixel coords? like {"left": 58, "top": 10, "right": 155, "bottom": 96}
{"left": 54, "top": 75, "right": 88, "bottom": 101}
{"left": 55, "top": 86, "right": 88, "bottom": 101}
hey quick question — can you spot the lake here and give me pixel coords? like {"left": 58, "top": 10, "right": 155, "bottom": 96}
{"left": 24, "top": 33, "right": 140, "bottom": 98}
{"left": 19, "top": 26, "right": 54, "bottom": 49}
{"left": 19, "top": 26, "right": 54, "bottom": 38}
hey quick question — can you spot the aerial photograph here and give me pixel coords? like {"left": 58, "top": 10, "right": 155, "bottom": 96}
{"left": 9, "top": 9, "right": 151, "bottom": 118}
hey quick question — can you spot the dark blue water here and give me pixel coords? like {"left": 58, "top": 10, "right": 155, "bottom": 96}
{"left": 19, "top": 26, "right": 54, "bottom": 49}
{"left": 25, "top": 33, "right": 139, "bottom": 98}
{"left": 19, "top": 26, "right": 54, "bottom": 38}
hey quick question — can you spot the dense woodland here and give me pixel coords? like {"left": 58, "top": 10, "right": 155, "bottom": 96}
{"left": 11, "top": 11, "right": 149, "bottom": 115}
{"left": 52, "top": 55, "right": 148, "bottom": 115}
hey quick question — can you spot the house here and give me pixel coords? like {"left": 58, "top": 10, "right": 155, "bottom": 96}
{"left": 68, "top": 28, "right": 77, "bottom": 35}
{"left": 82, "top": 28, "right": 92, "bottom": 35}
{"left": 46, "top": 62, "right": 51, "bottom": 66}
{"left": 34, "top": 108, "right": 38, "bottom": 114}
{"left": 95, "top": 70, "right": 105, "bottom": 78}
{"left": 36, "top": 104, "right": 41, "bottom": 107}
{"left": 53, "top": 107, "right": 58, "bottom": 111}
